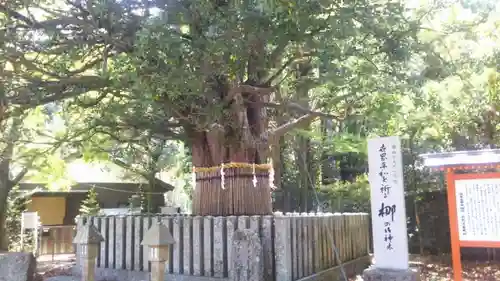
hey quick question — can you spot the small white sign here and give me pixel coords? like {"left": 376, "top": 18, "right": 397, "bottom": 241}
{"left": 368, "top": 136, "right": 409, "bottom": 270}
{"left": 455, "top": 178, "right": 500, "bottom": 241}
{"left": 99, "top": 208, "right": 141, "bottom": 215}
{"left": 21, "top": 212, "right": 39, "bottom": 229}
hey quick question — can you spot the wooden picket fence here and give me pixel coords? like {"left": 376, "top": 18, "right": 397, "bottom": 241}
{"left": 39, "top": 225, "right": 76, "bottom": 256}
{"left": 78, "top": 213, "right": 369, "bottom": 281}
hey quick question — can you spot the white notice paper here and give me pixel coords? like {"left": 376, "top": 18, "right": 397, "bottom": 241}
{"left": 455, "top": 178, "right": 500, "bottom": 242}
{"left": 368, "top": 136, "right": 409, "bottom": 270}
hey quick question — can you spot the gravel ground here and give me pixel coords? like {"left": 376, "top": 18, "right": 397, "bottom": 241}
{"left": 36, "top": 254, "right": 75, "bottom": 280}
{"left": 347, "top": 255, "right": 500, "bottom": 281}
{"left": 35, "top": 254, "right": 500, "bottom": 281}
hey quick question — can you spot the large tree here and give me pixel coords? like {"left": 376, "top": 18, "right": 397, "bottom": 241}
{"left": 1, "top": 0, "right": 422, "bottom": 215}
{"left": 0, "top": 1, "right": 112, "bottom": 248}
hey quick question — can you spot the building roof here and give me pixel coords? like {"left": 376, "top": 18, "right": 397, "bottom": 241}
{"left": 18, "top": 160, "right": 146, "bottom": 185}
{"left": 17, "top": 181, "right": 174, "bottom": 194}
{"left": 420, "top": 149, "right": 500, "bottom": 168}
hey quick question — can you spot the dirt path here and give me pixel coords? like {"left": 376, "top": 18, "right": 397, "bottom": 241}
{"left": 37, "top": 254, "right": 75, "bottom": 275}
{"left": 349, "top": 255, "right": 500, "bottom": 281}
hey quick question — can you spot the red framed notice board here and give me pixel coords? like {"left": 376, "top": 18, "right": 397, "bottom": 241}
{"left": 446, "top": 171, "right": 500, "bottom": 281}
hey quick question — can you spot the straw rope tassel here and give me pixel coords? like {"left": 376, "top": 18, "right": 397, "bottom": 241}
{"left": 252, "top": 163, "right": 257, "bottom": 187}
{"left": 192, "top": 167, "right": 196, "bottom": 190}
{"left": 269, "top": 165, "right": 275, "bottom": 189}
{"left": 220, "top": 162, "right": 225, "bottom": 189}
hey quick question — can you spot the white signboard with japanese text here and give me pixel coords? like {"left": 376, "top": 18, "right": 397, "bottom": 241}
{"left": 455, "top": 178, "right": 500, "bottom": 241}
{"left": 21, "top": 212, "right": 40, "bottom": 254}
{"left": 368, "top": 136, "right": 409, "bottom": 270}
{"left": 21, "top": 212, "right": 39, "bottom": 229}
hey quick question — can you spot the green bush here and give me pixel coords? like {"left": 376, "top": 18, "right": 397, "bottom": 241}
{"left": 79, "top": 187, "right": 100, "bottom": 216}
{"left": 6, "top": 187, "right": 34, "bottom": 252}
{"left": 319, "top": 175, "right": 371, "bottom": 213}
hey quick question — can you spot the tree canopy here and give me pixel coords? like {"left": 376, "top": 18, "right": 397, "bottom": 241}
{"left": 1, "top": 0, "right": 500, "bottom": 216}
{"left": 2, "top": 0, "right": 422, "bottom": 156}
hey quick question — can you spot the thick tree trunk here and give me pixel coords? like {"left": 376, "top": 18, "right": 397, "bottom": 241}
{"left": 0, "top": 189, "right": 9, "bottom": 250}
{"left": 190, "top": 135, "right": 273, "bottom": 215}
{"left": 0, "top": 117, "right": 21, "bottom": 250}
{"left": 295, "top": 59, "right": 314, "bottom": 212}
{"left": 189, "top": 87, "right": 273, "bottom": 215}
{"left": 296, "top": 137, "right": 313, "bottom": 212}
{"left": 192, "top": 165, "right": 272, "bottom": 216}
{"left": 0, "top": 160, "right": 12, "bottom": 251}
{"left": 269, "top": 89, "right": 289, "bottom": 211}
{"left": 278, "top": 137, "right": 290, "bottom": 211}
{"left": 187, "top": 108, "right": 318, "bottom": 215}
{"left": 181, "top": 28, "right": 319, "bottom": 215}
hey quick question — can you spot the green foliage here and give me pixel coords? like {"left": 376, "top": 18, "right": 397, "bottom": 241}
{"left": 1, "top": 0, "right": 500, "bottom": 218}
{"left": 6, "top": 187, "right": 32, "bottom": 252}
{"left": 136, "top": 185, "right": 151, "bottom": 213}
{"left": 25, "top": 154, "right": 75, "bottom": 190}
{"left": 319, "top": 175, "right": 371, "bottom": 213}
{"left": 128, "top": 194, "right": 141, "bottom": 210}
{"left": 0, "top": 0, "right": 423, "bottom": 150}
{"left": 274, "top": 1, "right": 500, "bottom": 213}
{"left": 79, "top": 188, "right": 101, "bottom": 216}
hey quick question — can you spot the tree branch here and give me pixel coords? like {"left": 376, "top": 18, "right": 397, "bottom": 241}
{"left": 263, "top": 102, "right": 341, "bottom": 120}
{"left": 112, "top": 158, "right": 176, "bottom": 191}
{"left": 7, "top": 75, "right": 108, "bottom": 107}
{"left": 225, "top": 84, "right": 275, "bottom": 103}
{"left": 263, "top": 113, "right": 320, "bottom": 140}
{"left": 75, "top": 92, "right": 109, "bottom": 108}
{"left": 265, "top": 53, "right": 315, "bottom": 86}
{"left": 0, "top": 116, "right": 23, "bottom": 167}
{"left": 9, "top": 167, "right": 28, "bottom": 187}
{"left": 92, "top": 118, "right": 183, "bottom": 140}
{"left": 0, "top": 5, "right": 34, "bottom": 26}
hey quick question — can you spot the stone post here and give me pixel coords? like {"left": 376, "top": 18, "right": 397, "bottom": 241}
{"left": 363, "top": 267, "right": 420, "bottom": 281}
{"left": 364, "top": 136, "right": 420, "bottom": 281}
{"left": 73, "top": 223, "right": 104, "bottom": 281}
{"left": 274, "top": 213, "right": 292, "bottom": 281}
{"left": 141, "top": 222, "right": 176, "bottom": 281}
{"left": 230, "top": 229, "right": 263, "bottom": 281}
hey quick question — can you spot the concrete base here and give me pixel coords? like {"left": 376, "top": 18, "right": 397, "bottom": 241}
{"left": 362, "top": 267, "right": 420, "bottom": 281}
